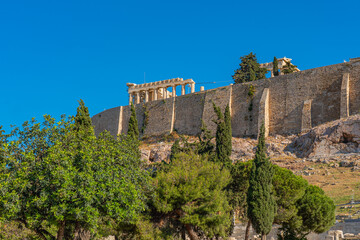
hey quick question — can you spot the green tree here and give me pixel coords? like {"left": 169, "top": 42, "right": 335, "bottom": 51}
{"left": 232, "top": 52, "right": 268, "bottom": 83}
{"left": 153, "top": 152, "right": 231, "bottom": 240}
{"left": 224, "top": 104, "right": 232, "bottom": 156}
{"left": 0, "top": 102, "right": 150, "bottom": 240}
{"left": 296, "top": 185, "right": 335, "bottom": 235}
{"left": 272, "top": 57, "right": 279, "bottom": 76}
{"left": 195, "top": 120, "right": 215, "bottom": 156}
{"left": 272, "top": 166, "right": 308, "bottom": 226}
{"left": 74, "top": 99, "right": 92, "bottom": 133}
{"left": 281, "top": 61, "right": 298, "bottom": 75}
{"left": 277, "top": 184, "right": 335, "bottom": 240}
{"left": 247, "top": 124, "right": 276, "bottom": 240}
{"left": 227, "top": 161, "right": 252, "bottom": 220}
{"left": 213, "top": 103, "right": 232, "bottom": 166}
{"left": 128, "top": 102, "right": 139, "bottom": 139}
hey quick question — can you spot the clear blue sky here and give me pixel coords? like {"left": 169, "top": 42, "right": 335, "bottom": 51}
{"left": 1, "top": 0, "right": 359, "bottom": 133}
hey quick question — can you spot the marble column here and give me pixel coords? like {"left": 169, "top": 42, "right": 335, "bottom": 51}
{"left": 154, "top": 89, "right": 158, "bottom": 100}
{"left": 172, "top": 85, "right": 176, "bottom": 97}
{"left": 190, "top": 83, "right": 195, "bottom": 93}
{"left": 135, "top": 92, "right": 140, "bottom": 104}
{"left": 145, "top": 91, "right": 149, "bottom": 102}
{"left": 129, "top": 94, "right": 133, "bottom": 105}
{"left": 181, "top": 85, "right": 186, "bottom": 95}
{"left": 163, "top": 87, "right": 168, "bottom": 99}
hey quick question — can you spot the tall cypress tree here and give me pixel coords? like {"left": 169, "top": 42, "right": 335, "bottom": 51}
{"left": 213, "top": 103, "right": 232, "bottom": 166}
{"left": 272, "top": 57, "right": 279, "bottom": 76}
{"left": 74, "top": 99, "right": 93, "bottom": 133}
{"left": 224, "top": 104, "right": 232, "bottom": 157}
{"left": 128, "top": 102, "right": 139, "bottom": 139}
{"left": 247, "top": 123, "right": 276, "bottom": 240}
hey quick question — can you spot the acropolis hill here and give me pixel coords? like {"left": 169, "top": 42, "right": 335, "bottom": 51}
{"left": 92, "top": 58, "right": 360, "bottom": 138}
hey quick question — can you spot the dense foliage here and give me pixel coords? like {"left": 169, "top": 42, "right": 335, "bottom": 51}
{"left": 232, "top": 52, "right": 268, "bottom": 83}
{"left": 152, "top": 152, "right": 231, "bottom": 240}
{"left": 0, "top": 98, "right": 336, "bottom": 240}
{"left": 0, "top": 101, "right": 149, "bottom": 240}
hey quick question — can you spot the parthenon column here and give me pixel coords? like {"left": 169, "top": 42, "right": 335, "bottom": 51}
{"left": 181, "top": 85, "right": 186, "bottom": 95}
{"left": 163, "top": 87, "right": 168, "bottom": 99}
{"left": 135, "top": 92, "right": 140, "bottom": 104}
{"left": 190, "top": 83, "right": 195, "bottom": 93}
{"left": 145, "top": 91, "right": 149, "bottom": 102}
{"left": 129, "top": 94, "right": 133, "bottom": 105}
{"left": 172, "top": 85, "right": 176, "bottom": 97}
{"left": 154, "top": 89, "right": 158, "bottom": 100}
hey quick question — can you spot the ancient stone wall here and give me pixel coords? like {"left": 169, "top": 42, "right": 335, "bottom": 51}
{"left": 92, "top": 106, "right": 121, "bottom": 136}
{"left": 92, "top": 61, "right": 360, "bottom": 138}
{"left": 201, "top": 86, "right": 232, "bottom": 135}
{"left": 173, "top": 92, "right": 205, "bottom": 136}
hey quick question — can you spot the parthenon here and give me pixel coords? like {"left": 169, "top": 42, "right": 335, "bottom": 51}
{"left": 126, "top": 78, "right": 195, "bottom": 105}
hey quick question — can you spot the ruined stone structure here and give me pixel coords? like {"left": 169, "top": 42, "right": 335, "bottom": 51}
{"left": 127, "top": 78, "right": 195, "bottom": 104}
{"left": 92, "top": 58, "right": 360, "bottom": 138}
{"left": 260, "top": 57, "right": 300, "bottom": 77}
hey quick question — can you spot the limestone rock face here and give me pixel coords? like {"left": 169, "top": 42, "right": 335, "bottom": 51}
{"left": 147, "top": 142, "right": 172, "bottom": 163}
{"left": 289, "top": 115, "right": 360, "bottom": 158}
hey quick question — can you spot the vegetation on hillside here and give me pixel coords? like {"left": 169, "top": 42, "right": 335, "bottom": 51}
{"left": 0, "top": 99, "right": 335, "bottom": 240}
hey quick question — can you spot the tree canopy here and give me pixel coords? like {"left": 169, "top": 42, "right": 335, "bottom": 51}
{"left": 152, "top": 152, "right": 231, "bottom": 240}
{"left": 232, "top": 52, "right": 268, "bottom": 83}
{"left": 0, "top": 101, "right": 150, "bottom": 240}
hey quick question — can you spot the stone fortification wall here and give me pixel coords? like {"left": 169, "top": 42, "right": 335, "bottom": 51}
{"left": 92, "top": 106, "right": 121, "bottom": 136}
{"left": 202, "top": 86, "right": 232, "bottom": 135}
{"left": 349, "top": 61, "right": 360, "bottom": 115}
{"left": 143, "top": 98, "right": 174, "bottom": 136}
{"left": 173, "top": 92, "right": 205, "bottom": 136}
{"left": 92, "top": 61, "right": 360, "bottom": 138}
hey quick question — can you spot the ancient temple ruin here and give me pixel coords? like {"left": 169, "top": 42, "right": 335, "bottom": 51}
{"left": 260, "top": 57, "right": 300, "bottom": 77}
{"left": 126, "top": 78, "right": 195, "bottom": 105}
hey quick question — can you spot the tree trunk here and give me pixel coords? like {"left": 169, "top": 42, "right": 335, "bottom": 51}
{"left": 73, "top": 222, "right": 91, "bottom": 240}
{"left": 261, "top": 234, "right": 266, "bottom": 240}
{"left": 244, "top": 220, "right": 251, "bottom": 240}
{"left": 57, "top": 221, "right": 66, "bottom": 240}
{"left": 185, "top": 224, "right": 199, "bottom": 240}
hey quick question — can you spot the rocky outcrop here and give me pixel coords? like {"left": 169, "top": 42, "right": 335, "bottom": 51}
{"left": 288, "top": 115, "right": 360, "bottom": 158}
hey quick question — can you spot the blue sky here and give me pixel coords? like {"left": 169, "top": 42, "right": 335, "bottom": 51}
{"left": 1, "top": 0, "right": 359, "bottom": 133}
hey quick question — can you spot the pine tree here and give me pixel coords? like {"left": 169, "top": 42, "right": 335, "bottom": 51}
{"left": 213, "top": 103, "right": 232, "bottom": 166}
{"left": 272, "top": 57, "right": 279, "bottom": 76}
{"left": 128, "top": 102, "right": 139, "bottom": 139}
{"left": 232, "top": 52, "right": 268, "bottom": 83}
{"left": 247, "top": 123, "right": 276, "bottom": 240}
